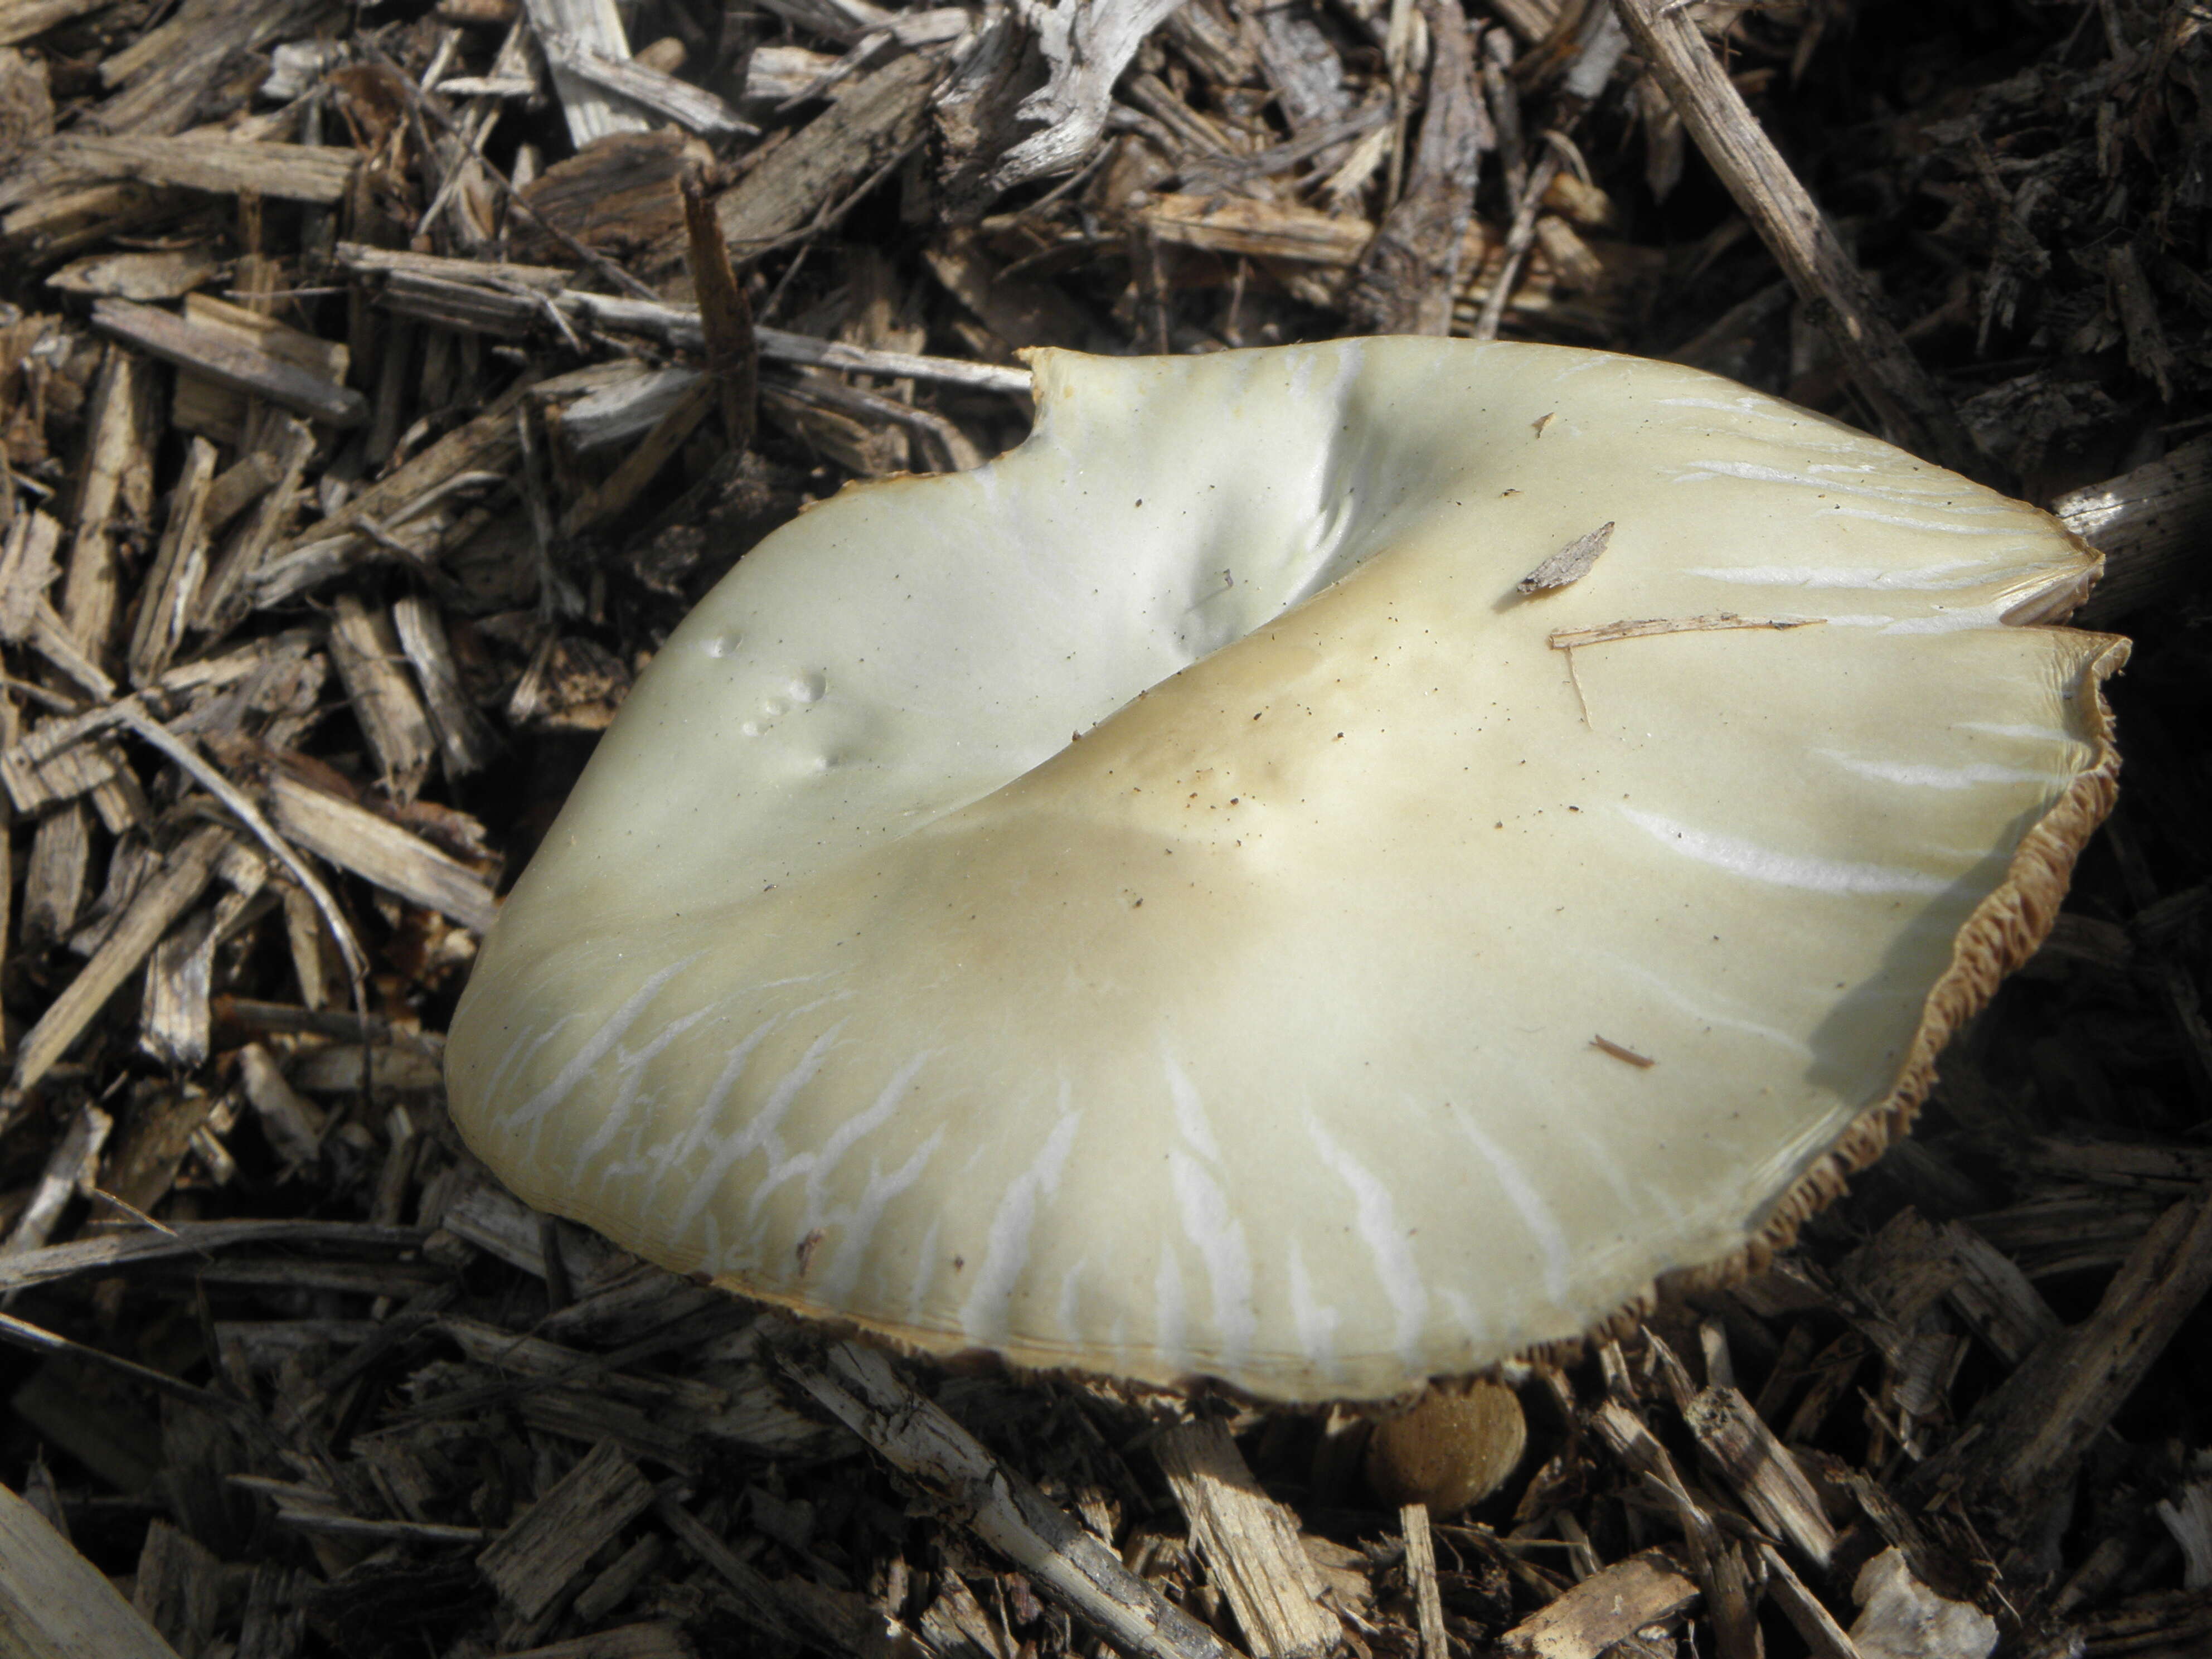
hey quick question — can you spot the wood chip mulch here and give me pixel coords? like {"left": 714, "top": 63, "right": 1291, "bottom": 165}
{"left": 0, "top": 0, "right": 2208, "bottom": 1656}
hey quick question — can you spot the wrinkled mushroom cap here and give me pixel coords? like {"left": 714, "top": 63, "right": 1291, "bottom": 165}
{"left": 447, "top": 339, "right": 2123, "bottom": 1405}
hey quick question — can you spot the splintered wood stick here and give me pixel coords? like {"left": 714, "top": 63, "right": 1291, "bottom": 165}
{"left": 90, "top": 299, "right": 366, "bottom": 429}
{"left": 1496, "top": 1548, "right": 1700, "bottom": 1658}
{"left": 0, "top": 1102, "right": 111, "bottom": 1259}
{"left": 0, "top": 1478, "right": 185, "bottom": 1659}
{"left": 55, "top": 134, "right": 360, "bottom": 205}
{"left": 1611, "top": 0, "right": 1996, "bottom": 487}
{"left": 327, "top": 594, "right": 436, "bottom": 804}
{"left": 333, "top": 242, "right": 1036, "bottom": 392}
{"left": 1758, "top": 1544, "right": 1864, "bottom": 1659}
{"left": 392, "top": 595, "right": 499, "bottom": 777}
{"left": 4, "top": 823, "right": 232, "bottom": 1110}
{"left": 784, "top": 1341, "right": 1246, "bottom": 1659}
{"left": 0, "top": 0, "right": 114, "bottom": 45}
{"left": 1155, "top": 1418, "right": 1338, "bottom": 1658}
{"left": 522, "top": 0, "right": 654, "bottom": 149}
{"left": 539, "top": 28, "right": 755, "bottom": 135}
{"left": 2063, "top": 433, "right": 2212, "bottom": 627}
{"left": 1400, "top": 1505, "right": 1450, "bottom": 1659}
{"left": 1679, "top": 1385, "right": 1839, "bottom": 1569}
{"left": 1905, "top": 1180, "right": 2212, "bottom": 1539}
{"left": 261, "top": 769, "right": 498, "bottom": 935}
{"left": 682, "top": 168, "right": 759, "bottom": 455}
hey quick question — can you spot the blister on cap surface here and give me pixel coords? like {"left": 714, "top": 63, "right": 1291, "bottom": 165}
{"left": 447, "top": 338, "right": 2123, "bottom": 1403}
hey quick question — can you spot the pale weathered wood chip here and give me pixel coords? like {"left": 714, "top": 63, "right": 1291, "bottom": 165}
{"left": 0, "top": 1477, "right": 184, "bottom": 1659}
{"left": 1141, "top": 193, "right": 1376, "bottom": 265}
{"left": 1518, "top": 521, "right": 1613, "bottom": 594}
{"left": 788, "top": 1341, "right": 1241, "bottom": 1659}
{"left": 7, "top": 821, "right": 235, "bottom": 1107}
{"left": 93, "top": 299, "right": 364, "bottom": 428}
{"left": 55, "top": 133, "right": 360, "bottom": 203}
{"left": 258, "top": 765, "right": 497, "bottom": 932}
{"left": 1155, "top": 1418, "right": 1338, "bottom": 1659}
{"left": 1401, "top": 1503, "right": 1450, "bottom": 1659}
{"left": 478, "top": 1439, "right": 657, "bottom": 1619}
{"left": 539, "top": 28, "right": 754, "bottom": 135}
{"left": 1496, "top": 1548, "right": 1700, "bottom": 1658}
{"left": 523, "top": 0, "right": 654, "bottom": 148}
{"left": 328, "top": 593, "right": 438, "bottom": 803}
{"left": 1679, "top": 1384, "right": 1839, "bottom": 1569}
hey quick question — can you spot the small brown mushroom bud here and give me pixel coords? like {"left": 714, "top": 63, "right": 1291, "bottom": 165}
{"left": 1364, "top": 1379, "right": 1527, "bottom": 1515}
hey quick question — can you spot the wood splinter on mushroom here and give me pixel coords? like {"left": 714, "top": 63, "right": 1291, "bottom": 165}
{"left": 1548, "top": 612, "right": 1827, "bottom": 651}
{"left": 1518, "top": 520, "right": 1614, "bottom": 593}
{"left": 1592, "top": 1035, "right": 1657, "bottom": 1069}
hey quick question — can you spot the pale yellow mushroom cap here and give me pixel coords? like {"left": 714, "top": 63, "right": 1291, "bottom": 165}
{"left": 445, "top": 339, "right": 2123, "bottom": 1404}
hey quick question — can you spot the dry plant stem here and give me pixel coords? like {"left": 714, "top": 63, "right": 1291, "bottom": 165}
{"left": 653, "top": 1490, "right": 799, "bottom": 1641}
{"left": 0, "top": 1219, "right": 424, "bottom": 1297}
{"left": 1179, "top": 102, "right": 1391, "bottom": 194}
{"left": 783, "top": 1341, "right": 1245, "bottom": 1659}
{"left": 1611, "top": 0, "right": 1995, "bottom": 486}
{"left": 333, "top": 242, "right": 1034, "bottom": 392}
{"left": 0, "top": 1296, "right": 270, "bottom": 1445}
{"left": 681, "top": 172, "right": 759, "bottom": 454}
{"left": 1548, "top": 613, "right": 1818, "bottom": 649}
{"left": 561, "top": 377, "right": 720, "bottom": 537}
{"left": 1482, "top": 28, "right": 1526, "bottom": 201}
